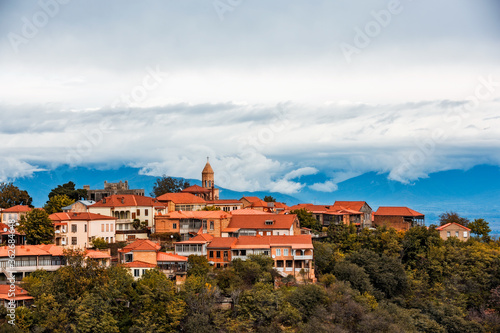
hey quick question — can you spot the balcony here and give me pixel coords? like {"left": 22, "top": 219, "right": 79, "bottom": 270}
{"left": 293, "top": 255, "right": 313, "bottom": 260}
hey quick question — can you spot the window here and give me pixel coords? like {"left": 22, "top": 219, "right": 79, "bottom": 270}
{"left": 84, "top": 224, "right": 87, "bottom": 232}
{"left": 210, "top": 221, "right": 214, "bottom": 230}
{"left": 447, "top": 231, "right": 451, "bottom": 237}
{"left": 145, "top": 209, "right": 148, "bottom": 216}
{"left": 132, "top": 212, "right": 136, "bottom": 219}
{"left": 209, "top": 251, "right": 214, "bottom": 258}
{"left": 71, "top": 224, "right": 77, "bottom": 233}
{"left": 276, "top": 249, "right": 281, "bottom": 256}
{"left": 464, "top": 231, "right": 468, "bottom": 238}
{"left": 106, "top": 224, "right": 109, "bottom": 232}
{"left": 216, "top": 251, "right": 221, "bottom": 258}
{"left": 216, "top": 263, "right": 221, "bottom": 268}
{"left": 173, "top": 223, "right": 177, "bottom": 229}
{"left": 137, "top": 209, "right": 140, "bottom": 216}
{"left": 134, "top": 269, "right": 140, "bottom": 277}
{"left": 455, "top": 231, "right": 459, "bottom": 237}
{"left": 72, "top": 237, "right": 77, "bottom": 245}
{"left": 202, "top": 220, "right": 207, "bottom": 230}
{"left": 110, "top": 224, "right": 113, "bottom": 232}
{"left": 284, "top": 249, "right": 289, "bottom": 256}
{"left": 101, "top": 224, "right": 104, "bottom": 232}
{"left": 265, "top": 220, "right": 273, "bottom": 225}
{"left": 142, "top": 269, "right": 146, "bottom": 275}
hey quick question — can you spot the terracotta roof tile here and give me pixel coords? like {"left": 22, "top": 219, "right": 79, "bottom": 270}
{"left": 230, "top": 209, "right": 273, "bottom": 215}
{"left": 207, "top": 237, "right": 238, "bottom": 249}
{"left": 91, "top": 194, "right": 165, "bottom": 208}
{"left": 2, "top": 205, "right": 32, "bottom": 213}
{"left": 121, "top": 239, "right": 161, "bottom": 252}
{"left": 332, "top": 201, "right": 369, "bottom": 211}
{"left": 122, "top": 261, "right": 157, "bottom": 268}
{"left": 156, "top": 192, "right": 207, "bottom": 204}
{"left": 375, "top": 207, "right": 424, "bottom": 217}
{"left": 435, "top": 222, "right": 470, "bottom": 231}
{"left": 182, "top": 185, "right": 211, "bottom": 193}
{"left": 49, "top": 212, "right": 116, "bottom": 221}
{"left": 156, "top": 252, "right": 187, "bottom": 262}
{"left": 164, "top": 211, "right": 229, "bottom": 219}
{"left": 227, "top": 214, "right": 297, "bottom": 230}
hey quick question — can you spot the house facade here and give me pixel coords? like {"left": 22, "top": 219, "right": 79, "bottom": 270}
{"left": 155, "top": 210, "right": 231, "bottom": 240}
{"left": 436, "top": 223, "right": 470, "bottom": 241}
{"left": 332, "top": 201, "right": 373, "bottom": 228}
{"left": 373, "top": 207, "right": 425, "bottom": 231}
{"left": 222, "top": 213, "right": 300, "bottom": 237}
{"left": 1, "top": 205, "right": 31, "bottom": 224}
{"left": 50, "top": 212, "right": 117, "bottom": 248}
{"left": 89, "top": 194, "right": 167, "bottom": 241}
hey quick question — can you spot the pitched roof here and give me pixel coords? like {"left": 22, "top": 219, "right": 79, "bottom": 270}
{"left": 91, "top": 194, "right": 165, "bottom": 208}
{"left": 289, "top": 204, "right": 333, "bottom": 213}
{"left": 227, "top": 214, "right": 297, "bottom": 230}
{"left": 163, "top": 211, "right": 229, "bottom": 219}
{"left": 375, "top": 207, "right": 424, "bottom": 217}
{"left": 2, "top": 205, "right": 32, "bottom": 213}
{"left": 156, "top": 192, "right": 207, "bottom": 204}
{"left": 332, "top": 201, "right": 369, "bottom": 211}
{"left": 435, "top": 222, "right": 470, "bottom": 231}
{"left": 85, "top": 250, "right": 111, "bottom": 259}
{"left": 156, "top": 252, "right": 188, "bottom": 262}
{"left": 182, "top": 185, "right": 211, "bottom": 193}
{"left": 122, "top": 261, "right": 156, "bottom": 268}
{"left": 49, "top": 212, "right": 116, "bottom": 221}
{"left": 240, "top": 196, "right": 268, "bottom": 207}
{"left": 0, "top": 285, "right": 32, "bottom": 301}
{"left": 175, "top": 233, "right": 214, "bottom": 244}
{"left": 62, "top": 200, "right": 96, "bottom": 210}
{"left": 202, "top": 160, "right": 214, "bottom": 174}
{"left": 230, "top": 209, "right": 273, "bottom": 215}
{"left": 0, "top": 245, "right": 56, "bottom": 257}
{"left": 120, "top": 239, "right": 161, "bottom": 252}
{"left": 207, "top": 237, "right": 238, "bottom": 249}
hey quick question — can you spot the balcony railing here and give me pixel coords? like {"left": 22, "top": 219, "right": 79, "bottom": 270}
{"left": 293, "top": 255, "right": 313, "bottom": 260}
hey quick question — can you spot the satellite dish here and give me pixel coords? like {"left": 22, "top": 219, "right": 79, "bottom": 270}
{"left": 3, "top": 228, "right": 7, "bottom": 232}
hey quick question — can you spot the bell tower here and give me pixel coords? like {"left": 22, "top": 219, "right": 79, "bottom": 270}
{"left": 201, "top": 157, "right": 218, "bottom": 200}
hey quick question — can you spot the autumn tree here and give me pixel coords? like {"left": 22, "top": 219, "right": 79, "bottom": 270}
{"left": 43, "top": 194, "right": 75, "bottom": 214}
{"left": 150, "top": 176, "right": 190, "bottom": 197}
{"left": 48, "top": 181, "right": 87, "bottom": 201}
{"left": 439, "top": 211, "right": 470, "bottom": 227}
{"left": 0, "top": 182, "right": 33, "bottom": 208}
{"left": 18, "top": 209, "right": 55, "bottom": 245}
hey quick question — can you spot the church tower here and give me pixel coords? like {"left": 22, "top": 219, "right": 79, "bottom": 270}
{"left": 201, "top": 157, "right": 219, "bottom": 200}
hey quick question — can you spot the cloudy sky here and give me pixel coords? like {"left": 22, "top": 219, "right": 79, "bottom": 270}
{"left": 1, "top": 0, "right": 500, "bottom": 194}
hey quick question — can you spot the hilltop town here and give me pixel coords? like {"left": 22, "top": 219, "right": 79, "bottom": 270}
{"left": 0, "top": 160, "right": 497, "bottom": 332}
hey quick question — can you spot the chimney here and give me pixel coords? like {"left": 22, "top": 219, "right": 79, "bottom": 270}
{"left": 103, "top": 198, "right": 106, "bottom": 204}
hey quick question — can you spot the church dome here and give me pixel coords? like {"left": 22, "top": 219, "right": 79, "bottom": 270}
{"left": 202, "top": 160, "right": 214, "bottom": 174}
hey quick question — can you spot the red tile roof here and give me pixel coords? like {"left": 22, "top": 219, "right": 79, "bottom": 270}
{"left": 375, "top": 207, "right": 424, "bottom": 217}
{"left": 0, "top": 285, "right": 33, "bottom": 301}
{"left": 85, "top": 250, "right": 111, "bottom": 259}
{"left": 240, "top": 196, "right": 268, "bottom": 207}
{"left": 0, "top": 244, "right": 64, "bottom": 257}
{"left": 332, "top": 201, "right": 370, "bottom": 211}
{"left": 207, "top": 237, "right": 237, "bottom": 249}
{"left": 182, "top": 185, "right": 211, "bottom": 193}
{"left": 289, "top": 204, "right": 333, "bottom": 213}
{"left": 2, "top": 205, "right": 32, "bottom": 213}
{"left": 120, "top": 239, "right": 161, "bottom": 252}
{"left": 49, "top": 212, "right": 116, "bottom": 221}
{"left": 122, "top": 261, "right": 157, "bottom": 268}
{"left": 163, "top": 211, "right": 229, "bottom": 219}
{"left": 156, "top": 192, "right": 207, "bottom": 204}
{"left": 156, "top": 252, "right": 187, "bottom": 262}
{"left": 175, "top": 233, "right": 214, "bottom": 244}
{"left": 91, "top": 195, "right": 165, "bottom": 208}
{"left": 227, "top": 214, "right": 297, "bottom": 230}
{"left": 230, "top": 209, "right": 273, "bottom": 215}
{"left": 435, "top": 222, "right": 470, "bottom": 231}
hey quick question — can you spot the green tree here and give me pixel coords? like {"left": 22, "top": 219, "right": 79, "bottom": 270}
{"left": 187, "top": 255, "right": 210, "bottom": 277}
{"left": 43, "top": 194, "right": 75, "bottom": 214}
{"left": 92, "top": 237, "right": 108, "bottom": 250}
{"left": 291, "top": 208, "right": 322, "bottom": 231}
{"left": 48, "top": 181, "right": 87, "bottom": 201}
{"left": 18, "top": 209, "right": 55, "bottom": 245}
{"left": 0, "top": 182, "right": 32, "bottom": 208}
{"left": 263, "top": 195, "right": 276, "bottom": 202}
{"left": 439, "top": 211, "right": 470, "bottom": 227}
{"left": 468, "top": 218, "right": 491, "bottom": 242}
{"left": 150, "top": 176, "right": 190, "bottom": 197}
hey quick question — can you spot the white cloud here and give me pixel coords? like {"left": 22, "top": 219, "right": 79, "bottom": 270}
{"left": 309, "top": 181, "right": 338, "bottom": 192}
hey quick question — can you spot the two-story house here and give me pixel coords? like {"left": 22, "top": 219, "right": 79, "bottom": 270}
{"left": 89, "top": 195, "right": 167, "bottom": 241}
{"left": 49, "top": 212, "right": 117, "bottom": 248}
{"left": 222, "top": 213, "right": 300, "bottom": 237}
{"left": 155, "top": 210, "right": 231, "bottom": 240}
{"left": 332, "top": 201, "right": 373, "bottom": 228}
{"left": 373, "top": 206, "right": 425, "bottom": 231}
{"left": 156, "top": 192, "right": 207, "bottom": 212}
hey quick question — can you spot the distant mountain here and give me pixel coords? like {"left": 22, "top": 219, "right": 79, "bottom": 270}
{"left": 12, "top": 164, "right": 500, "bottom": 234}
